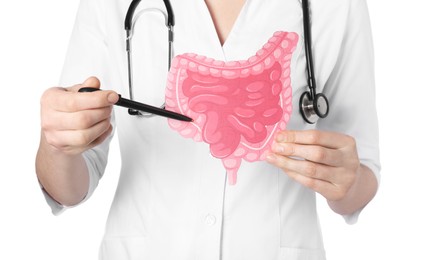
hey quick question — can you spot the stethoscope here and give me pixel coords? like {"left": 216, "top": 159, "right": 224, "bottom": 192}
{"left": 124, "top": 0, "right": 329, "bottom": 124}
{"left": 298, "top": 0, "right": 329, "bottom": 123}
{"left": 124, "top": 0, "right": 175, "bottom": 116}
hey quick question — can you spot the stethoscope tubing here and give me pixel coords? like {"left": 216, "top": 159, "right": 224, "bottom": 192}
{"left": 125, "top": 0, "right": 175, "bottom": 31}
{"left": 301, "top": 0, "right": 317, "bottom": 100}
{"left": 125, "top": 0, "right": 175, "bottom": 116}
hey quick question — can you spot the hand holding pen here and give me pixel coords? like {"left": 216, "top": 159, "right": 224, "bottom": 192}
{"left": 40, "top": 77, "right": 120, "bottom": 155}
{"left": 40, "top": 77, "right": 192, "bottom": 156}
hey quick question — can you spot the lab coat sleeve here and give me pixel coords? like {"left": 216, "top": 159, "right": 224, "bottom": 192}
{"left": 41, "top": 128, "right": 114, "bottom": 215}
{"left": 316, "top": 0, "right": 381, "bottom": 224}
{"left": 42, "top": 0, "right": 114, "bottom": 215}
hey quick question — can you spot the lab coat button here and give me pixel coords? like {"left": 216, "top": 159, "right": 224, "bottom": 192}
{"left": 204, "top": 214, "right": 216, "bottom": 226}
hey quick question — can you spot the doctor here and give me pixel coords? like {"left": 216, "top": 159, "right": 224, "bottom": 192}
{"left": 36, "top": 0, "right": 380, "bottom": 259}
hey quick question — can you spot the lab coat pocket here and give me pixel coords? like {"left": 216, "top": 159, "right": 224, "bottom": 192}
{"left": 99, "top": 236, "right": 148, "bottom": 260}
{"left": 279, "top": 247, "right": 326, "bottom": 260}
{"left": 278, "top": 173, "right": 325, "bottom": 252}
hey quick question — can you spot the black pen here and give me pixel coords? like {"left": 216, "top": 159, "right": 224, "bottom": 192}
{"left": 78, "top": 87, "right": 193, "bottom": 122}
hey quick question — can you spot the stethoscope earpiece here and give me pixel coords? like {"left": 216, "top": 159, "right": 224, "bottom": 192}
{"left": 299, "top": 91, "right": 329, "bottom": 124}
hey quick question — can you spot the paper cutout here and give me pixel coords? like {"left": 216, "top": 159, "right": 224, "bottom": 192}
{"left": 165, "top": 31, "right": 298, "bottom": 185}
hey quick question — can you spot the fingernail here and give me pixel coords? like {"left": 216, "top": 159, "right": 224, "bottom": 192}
{"left": 275, "top": 144, "right": 285, "bottom": 153}
{"left": 266, "top": 153, "right": 277, "bottom": 162}
{"left": 276, "top": 133, "right": 286, "bottom": 142}
{"left": 108, "top": 93, "right": 119, "bottom": 104}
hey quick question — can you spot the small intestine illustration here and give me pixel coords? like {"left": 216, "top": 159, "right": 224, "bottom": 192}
{"left": 165, "top": 31, "right": 298, "bottom": 185}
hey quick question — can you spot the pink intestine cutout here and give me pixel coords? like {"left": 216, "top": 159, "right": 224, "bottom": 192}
{"left": 165, "top": 31, "right": 298, "bottom": 185}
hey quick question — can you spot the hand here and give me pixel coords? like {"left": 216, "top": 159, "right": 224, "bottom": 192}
{"left": 40, "top": 77, "right": 119, "bottom": 155}
{"left": 266, "top": 130, "right": 360, "bottom": 202}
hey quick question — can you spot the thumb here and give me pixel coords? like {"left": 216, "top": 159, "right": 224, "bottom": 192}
{"left": 82, "top": 76, "right": 101, "bottom": 88}
{"left": 67, "top": 76, "right": 101, "bottom": 92}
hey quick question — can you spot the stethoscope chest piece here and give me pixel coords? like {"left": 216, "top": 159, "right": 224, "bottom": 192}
{"left": 299, "top": 91, "right": 329, "bottom": 124}
{"left": 299, "top": 0, "right": 330, "bottom": 124}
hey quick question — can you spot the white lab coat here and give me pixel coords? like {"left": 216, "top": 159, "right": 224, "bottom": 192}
{"left": 43, "top": 0, "right": 380, "bottom": 259}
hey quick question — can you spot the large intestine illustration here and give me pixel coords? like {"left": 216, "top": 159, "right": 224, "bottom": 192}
{"left": 165, "top": 31, "right": 298, "bottom": 185}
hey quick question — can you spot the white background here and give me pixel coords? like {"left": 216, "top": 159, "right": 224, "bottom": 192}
{"left": 0, "top": 0, "right": 420, "bottom": 259}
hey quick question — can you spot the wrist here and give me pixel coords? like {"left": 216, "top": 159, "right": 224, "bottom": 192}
{"left": 327, "top": 164, "right": 377, "bottom": 216}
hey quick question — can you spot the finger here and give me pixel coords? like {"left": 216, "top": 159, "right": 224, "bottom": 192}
{"left": 62, "top": 124, "right": 113, "bottom": 155}
{"left": 271, "top": 142, "right": 343, "bottom": 167}
{"left": 59, "top": 89, "right": 118, "bottom": 112}
{"left": 42, "top": 86, "right": 116, "bottom": 112}
{"left": 275, "top": 130, "right": 355, "bottom": 149}
{"left": 266, "top": 152, "right": 337, "bottom": 183}
{"left": 88, "top": 124, "right": 113, "bottom": 149}
{"left": 43, "top": 106, "right": 113, "bottom": 131}
{"left": 282, "top": 169, "right": 342, "bottom": 201}
{"left": 46, "top": 124, "right": 113, "bottom": 156}
{"left": 42, "top": 82, "right": 118, "bottom": 113}
{"left": 77, "top": 76, "right": 119, "bottom": 104}
{"left": 46, "top": 117, "right": 112, "bottom": 152}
